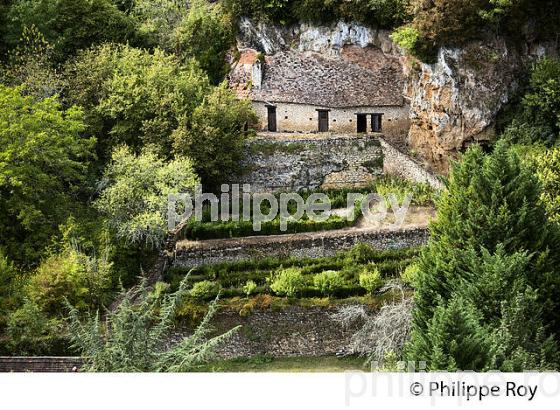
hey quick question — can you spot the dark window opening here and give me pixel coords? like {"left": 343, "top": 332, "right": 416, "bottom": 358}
{"left": 318, "top": 110, "right": 329, "bottom": 132}
{"left": 357, "top": 114, "right": 367, "bottom": 133}
{"left": 371, "top": 114, "right": 383, "bottom": 132}
{"left": 267, "top": 106, "right": 277, "bottom": 132}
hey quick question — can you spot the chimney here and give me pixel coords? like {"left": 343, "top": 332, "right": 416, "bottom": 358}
{"left": 252, "top": 60, "right": 263, "bottom": 90}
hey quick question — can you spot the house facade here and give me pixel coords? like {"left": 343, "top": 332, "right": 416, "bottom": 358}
{"left": 230, "top": 46, "right": 410, "bottom": 137}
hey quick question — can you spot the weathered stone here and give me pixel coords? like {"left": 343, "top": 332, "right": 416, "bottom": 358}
{"left": 379, "top": 137, "right": 443, "bottom": 189}
{"left": 234, "top": 133, "right": 383, "bottom": 192}
{"left": 406, "top": 38, "right": 558, "bottom": 173}
{"left": 171, "top": 305, "right": 365, "bottom": 359}
{"left": 174, "top": 227, "right": 428, "bottom": 269}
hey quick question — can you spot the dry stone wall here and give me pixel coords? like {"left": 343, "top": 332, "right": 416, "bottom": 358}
{"left": 379, "top": 137, "right": 443, "bottom": 189}
{"left": 235, "top": 134, "right": 383, "bottom": 192}
{"left": 174, "top": 227, "right": 428, "bottom": 269}
{"left": 172, "top": 306, "right": 364, "bottom": 359}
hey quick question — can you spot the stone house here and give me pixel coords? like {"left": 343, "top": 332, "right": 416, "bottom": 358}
{"left": 230, "top": 46, "right": 409, "bottom": 137}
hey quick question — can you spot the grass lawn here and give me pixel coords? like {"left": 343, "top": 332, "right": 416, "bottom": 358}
{"left": 195, "top": 355, "right": 368, "bottom": 372}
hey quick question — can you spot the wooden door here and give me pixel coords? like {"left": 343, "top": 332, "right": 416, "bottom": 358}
{"left": 357, "top": 114, "right": 367, "bottom": 133}
{"left": 318, "top": 110, "right": 329, "bottom": 132}
{"left": 371, "top": 114, "right": 383, "bottom": 132}
{"left": 267, "top": 106, "right": 277, "bottom": 132}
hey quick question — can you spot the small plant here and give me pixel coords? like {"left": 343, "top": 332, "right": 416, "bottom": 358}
{"left": 270, "top": 268, "right": 305, "bottom": 298}
{"left": 359, "top": 269, "right": 382, "bottom": 294}
{"left": 313, "top": 271, "right": 344, "bottom": 296}
{"left": 243, "top": 280, "right": 258, "bottom": 298}
{"left": 390, "top": 26, "right": 419, "bottom": 53}
{"left": 402, "top": 263, "right": 420, "bottom": 288}
{"left": 343, "top": 243, "right": 374, "bottom": 266}
{"left": 189, "top": 280, "right": 220, "bottom": 300}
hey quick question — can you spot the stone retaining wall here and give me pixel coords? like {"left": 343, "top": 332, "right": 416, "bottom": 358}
{"left": 0, "top": 357, "right": 83, "bottom": 373}
{"left": 235, "top": 134, "right": 383, "bottom": 192}
{"left": 379, "top": 137, "right": 443, "bottom": 189}
{"left": 174, "top": 227, "right": 428, "bottom": 268}
{"left": 172, "top": 305, "right": 364, "bottom": 359}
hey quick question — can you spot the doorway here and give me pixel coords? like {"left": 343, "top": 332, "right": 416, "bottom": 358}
{"left": 318, "top": 110, "right": 329, "bottom": 132}
{"left": 267, "top": 106, "right": 277, "bottom": 132}
{"left": 371, "top": 114, "right": 383, "bottom": 132}
{"left": 356, "top": 114, "right": 367, "bottom": 133}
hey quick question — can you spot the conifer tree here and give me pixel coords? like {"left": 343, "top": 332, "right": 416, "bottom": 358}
{"left": 406, "top": 141, "right": 560, "bottom": 371}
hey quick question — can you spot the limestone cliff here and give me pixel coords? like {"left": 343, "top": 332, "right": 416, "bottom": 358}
{"left": 406, "top": 38, "right": 557, "bottom": 173}
{"left": 236, "top": 17, "right": 400, "bottom": 57}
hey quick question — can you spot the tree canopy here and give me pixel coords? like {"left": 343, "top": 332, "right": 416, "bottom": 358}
{"left": 0, "top": 84, "right": 95, "bottom": 265}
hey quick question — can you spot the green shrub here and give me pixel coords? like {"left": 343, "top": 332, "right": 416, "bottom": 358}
{"left": 390, "top": 26, "right": 419, "bottom": 53}
{"left": 270, "top": 268, "right": 305, "bottom": 297}
{"left": 313, "top": 270, "right": 345, "bottom": 296}
{"left": 359, "top": 269, "right": 383, "bottom": 294}
{"left": 189, "top": 280, "right": 220, "bottom": 300}
{"left": 344, "top": 243, "right": 376, "bottom": 265}
{"left": 243, "top": 280, "right": 258, "bottom": 297}
{"left": 6, "top": 299, "right": 66, "bottom": 355}
{"left": 402, "top": 263, "right": 420, "bottom": 288}
{"left": 27, "top": 248, "right": 113, "bottom": 314}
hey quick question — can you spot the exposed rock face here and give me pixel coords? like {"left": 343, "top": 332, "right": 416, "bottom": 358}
{"left": 236, "top": 17, "right": 400, "bottom": 57}
{"left": 407, "top": 38, "right": 558, "bottom": 173}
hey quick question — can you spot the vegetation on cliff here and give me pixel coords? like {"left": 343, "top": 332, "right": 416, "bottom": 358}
{"left": 0, "top": 0, "right": 559, "bottom": 371}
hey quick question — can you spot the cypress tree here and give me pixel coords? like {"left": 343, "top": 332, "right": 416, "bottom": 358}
{"left": 406, "top": 141, "right": 560, "bottom": 370}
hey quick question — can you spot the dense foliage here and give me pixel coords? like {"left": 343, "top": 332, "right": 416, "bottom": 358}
{"left": 405, "top": 142, "right": 560, "bottom": 371}
{"left": 95, "top": 146, "right": 199, "bottom": 249}
{"left": 0, "top": 0, "right": 255, "bottom": 356}
{"left": 222, "top": 0, "right": 410, "bottom": 28}
{"left": 172, "top": 84, "right": 257, "bottom": 188}
{"left": 1, "top": 0, "right": 559, "bottom": 371}
{"left": 4, "top": 0, "right": 137, "bottom": 61}
{"left": 63, "top": 44, "right": 210, "bottom": 158}
{"left": 175, "top": 0, "right": 235, "bottom": 84}
{"left": 67, "top": 275, "right": 240, "bottom": 372}
{"left": 0, "top": 84, "right": 94, "bottom": 266}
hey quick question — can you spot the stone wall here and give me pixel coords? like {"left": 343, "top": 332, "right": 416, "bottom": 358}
{"left": 0, "top": 357, "right": 83, "bottom": 372}
{"left": 174, "top": 227, "right": 428, "bottom": 269}
{"left": 379, "top": 137, "right": 443, "bottom": 189}
{"left": 235, "top": 133, "right": 383, "bottom": 192}
{"left": 173, "top": 305, "right": 364, "bottom": 359}
{"left": 253, "top": 102, "right": 410, "bottom": 138}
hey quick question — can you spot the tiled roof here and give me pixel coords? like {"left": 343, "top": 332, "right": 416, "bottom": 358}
{"left": 230, "top": 47, "right": 405, "bottom": 108}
